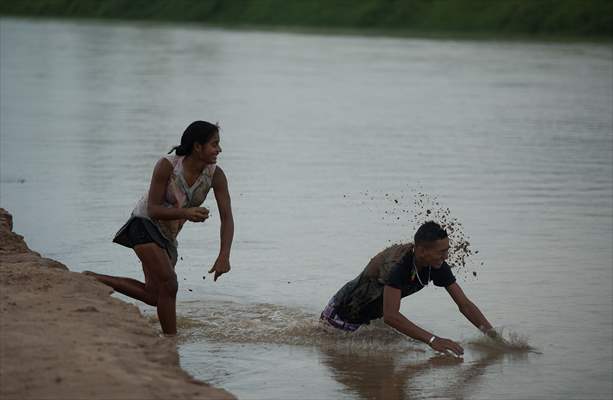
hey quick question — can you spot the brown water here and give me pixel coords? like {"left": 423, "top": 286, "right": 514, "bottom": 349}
{"left": 1, "top": 17, "right": 612, "bottom": 399}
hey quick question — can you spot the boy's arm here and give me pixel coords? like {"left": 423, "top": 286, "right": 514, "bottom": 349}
{"left": 383, "top": 285, "right": 464, "bottom": 355}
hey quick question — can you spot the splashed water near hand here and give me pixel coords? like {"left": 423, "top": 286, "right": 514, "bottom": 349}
{"left": 468, "top": 327, "right": 542, "bottom": 354}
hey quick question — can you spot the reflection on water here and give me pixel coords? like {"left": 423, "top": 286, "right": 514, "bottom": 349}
{"left": 320, "top": 348, "right": 508, "bottom": 400}
{"left": 164, "top": 300, "right": 536, "bottom": 400}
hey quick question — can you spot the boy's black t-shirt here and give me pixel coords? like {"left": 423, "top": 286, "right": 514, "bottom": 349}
{"left": 387, "top": 254, "right": 456, "bottom": 291}
{"left": 356, "top": 253, "right": 456, "bottom": 323}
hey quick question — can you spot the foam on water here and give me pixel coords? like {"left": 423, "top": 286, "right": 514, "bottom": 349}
{"left": 168, "top": 300, "right": 426, "bottom": 353}
{"left": 150, "top": 300, "right": 541, "bottom": 358}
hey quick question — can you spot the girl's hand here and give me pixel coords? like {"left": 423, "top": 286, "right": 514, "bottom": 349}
{"left": 209, "top": 257, "right": 231, "bottom": 281}
{"left": 184, "top": 207, "right": 209, "bottom": 222}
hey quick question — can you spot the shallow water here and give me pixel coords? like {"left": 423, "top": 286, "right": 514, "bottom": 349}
{"left": 1, "top": 18, "right": 612, "bottom": 399}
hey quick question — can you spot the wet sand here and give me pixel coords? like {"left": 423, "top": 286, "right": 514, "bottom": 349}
{"left": 0, "top": 208, "right": 235, "bottom": 400}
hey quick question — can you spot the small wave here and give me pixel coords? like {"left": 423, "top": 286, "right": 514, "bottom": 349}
{"left": 150, "top": 302, "right": 540, "bottom": 357}
{"left": 174, "top": 300, "right": 425, "bottom": 353}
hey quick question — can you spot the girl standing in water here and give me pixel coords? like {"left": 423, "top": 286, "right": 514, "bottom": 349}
{"left": 86, "top": 121, "right": 234, "bottom": 335}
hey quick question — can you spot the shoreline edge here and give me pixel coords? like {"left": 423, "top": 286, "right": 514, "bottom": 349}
{"left": 0, "top": 208, "right": 235, "bottom": 400}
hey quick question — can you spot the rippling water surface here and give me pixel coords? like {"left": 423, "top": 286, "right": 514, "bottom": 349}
{"left": 1, "top": 18, "right": 612, "bottom": 400}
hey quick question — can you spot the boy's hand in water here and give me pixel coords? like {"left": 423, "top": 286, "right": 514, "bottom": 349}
{"left": 485, "top": 328, "right": 500, "bottom": 339}
{"left": 429, "top": 337, "right": 464, "bottom": 357}
{"left": 485, "top": 328, "right": 506, "bottom": 342}
{"left": 485, "top": 328, "right": 510, "bottom": 345}
{"left": 209, "top": 256, "right": 231, "bottom": 281}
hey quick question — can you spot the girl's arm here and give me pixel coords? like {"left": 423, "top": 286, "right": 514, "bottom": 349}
{"left": 208, "top": 166, "right": 234, "bottom": 281}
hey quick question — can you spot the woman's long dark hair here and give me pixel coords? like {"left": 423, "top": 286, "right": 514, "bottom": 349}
{"left": 168, "top": 121, "right": 219, "bottom": 156}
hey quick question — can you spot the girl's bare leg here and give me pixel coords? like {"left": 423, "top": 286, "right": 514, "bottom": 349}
{"left": 84, "top": 272, "right": 157, "bottom": 306}
{"left": 133, "top": 243, "right": 177, "bottom": 335}
{"left": 84, "top": 243, "right": 176, "bottom": 334}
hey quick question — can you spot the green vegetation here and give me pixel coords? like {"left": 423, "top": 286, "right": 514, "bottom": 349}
{"left": 1, "top": 0, "right": 611, "bottom": 39}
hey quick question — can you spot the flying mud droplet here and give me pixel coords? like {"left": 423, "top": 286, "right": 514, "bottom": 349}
{"left": 354, "top": 189, "right": 484, "bottom": 280}
{"left": 411, "top": 192, "right": 482, "bottom": 278}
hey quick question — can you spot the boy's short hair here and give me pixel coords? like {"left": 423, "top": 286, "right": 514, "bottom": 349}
{"left": 414, "top": 221, "right": 448, "bottom": 246}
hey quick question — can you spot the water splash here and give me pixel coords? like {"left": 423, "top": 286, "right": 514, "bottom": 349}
{"left": 467, "top": 327, "right": 541, "bottom": 354}
{"left": 148, "top": 301, "right": 540, "bottom": 360}
{"left": 169, "top": 300, "right": 425, "bottom": 353}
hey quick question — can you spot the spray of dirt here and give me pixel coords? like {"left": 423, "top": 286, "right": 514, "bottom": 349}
{"left": 353, "top": 189, "right": 484, "bottom": 279}
{"left": 410, "top": 192, "right": 482, "bottom": 279}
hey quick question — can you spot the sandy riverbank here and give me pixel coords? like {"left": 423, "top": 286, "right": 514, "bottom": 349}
{"left": 0, "top": 208, "right": 235, "bottom": 400}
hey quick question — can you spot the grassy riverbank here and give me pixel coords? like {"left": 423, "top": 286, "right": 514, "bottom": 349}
{"left": 1, "top": 0, "right": 611, "bottom": 39}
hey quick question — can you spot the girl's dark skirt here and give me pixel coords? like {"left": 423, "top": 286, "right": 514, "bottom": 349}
{"left": 113, "top": 216, "right": 178, "bottom": 267}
